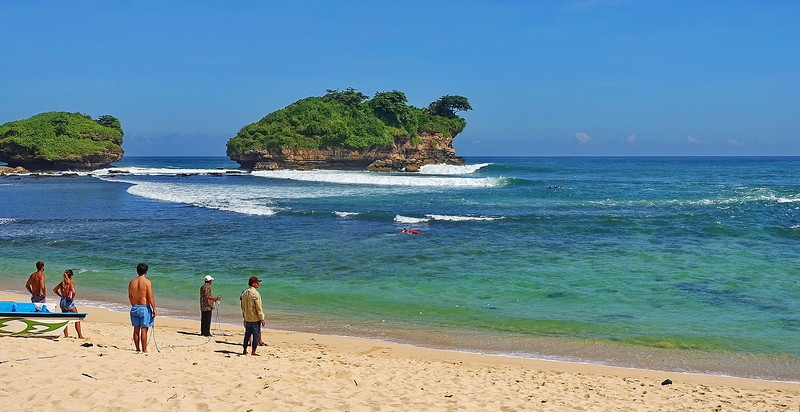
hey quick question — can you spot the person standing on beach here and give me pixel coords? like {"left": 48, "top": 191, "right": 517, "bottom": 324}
{"left": 52, "top": 269, "right": 85, "bottom": 339}
{"left": 199, "top": 275, "right": 221, "bottom": 337}
{"left": 25, "top": 261, "right": 46, "bottom": 303}
{"left": 240, "top": 276, "right": 265, "bottom": 356}
{"left": 128, "top": 262, "right": 156, "bottom": 353}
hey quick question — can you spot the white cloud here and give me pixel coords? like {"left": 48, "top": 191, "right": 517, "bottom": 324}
{"left": 575, "top": 132, "right": 593, "bottom": 144}
{"left": 727, "top": 139, "right": 741, "bottom": 146}
{"left": 687, "top": 135, "right": 699, "bottom": 144}
{"left": 626, "top": 134, "right": 637, "bottom": 144}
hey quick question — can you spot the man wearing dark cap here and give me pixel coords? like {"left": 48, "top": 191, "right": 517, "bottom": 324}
{"left": 240, "top": 276, "right": 265, "bottom": 355}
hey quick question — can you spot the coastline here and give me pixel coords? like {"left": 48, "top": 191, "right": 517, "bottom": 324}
{"left": 1, "top": 291, "right": 798, "bottom": 411}
{"left": 4, "top": 277, "right": 800, "bottom": 383}
{"left": 3, "top": 257, "right": 800, "bottom": 384}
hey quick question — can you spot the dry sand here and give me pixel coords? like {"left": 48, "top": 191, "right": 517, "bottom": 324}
{"left": 1, "top": 291, "right": 798, "bottom": 411}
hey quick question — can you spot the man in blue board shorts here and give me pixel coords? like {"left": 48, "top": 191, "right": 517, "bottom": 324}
{"left": 130, "top": 304, "right": 153, "bottom": 327}
{"left": 128, "top": 262, "right": 156, "bottom": 353}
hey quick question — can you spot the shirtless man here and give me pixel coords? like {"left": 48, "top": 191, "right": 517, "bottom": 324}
{"left": 25, "top": 261, "right": 46, "bottom": 303}
{"left": 128, "top": 262, "right": 156, "bottom": 353}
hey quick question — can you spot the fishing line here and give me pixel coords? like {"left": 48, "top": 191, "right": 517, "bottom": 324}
{"left": 147, "top": 316, "right": 213, "bottom": 353}
{"left": 138, "top": 301, "right": 231, "bottom": 352}
{"left": 150, "top": 319, "right": 161, "bottom": 353}
{"left": 212, "top": 300, "right": 232, "bottom": 336}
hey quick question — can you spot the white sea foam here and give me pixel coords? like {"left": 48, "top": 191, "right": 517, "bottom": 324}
{"left": 101, "top": 175, "right": 409, "bottom": 216}
{"left": 418, "top": 163, "right": 491, "bottom": 175}
{"left": 90, "top": 167, "right": 246, "bottom": 177}
{"left": 252, "top": 169, "right": 500, "bottom": 187}
{"left": 395, "top": 215, "right": 430, "bottom": 224}
{"left": 120, "top": 180, "right": 280, "bottom": 216}
{"left": 1, "top": 167, "right": 246, "bottom": 178}
{"left": 97, "top": 175, "right": 391, "bottom": 216}
{"left": 0, "top": 218, "right": 18, "bottom": 224}
{"left": 425, "top": 214, "right": 502, "bottom": 222}
{"left": 98, "top": 173, "right": 509, "bottom": 219}
{"left": 91, "top": 165, "right": 502, "bottom": 218}
{"left": 775, "top": 195, "right": 800, "bottom": 204}
{"left": 589, "top": 191, "right": 800, "bottom": 209}
{"left": 33, "top": 165, "right": 501, "bottom": 188}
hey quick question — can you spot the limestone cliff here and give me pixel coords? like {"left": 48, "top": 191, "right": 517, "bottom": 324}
{"left": 0, "top": 165, "right": 29, "bottom": 175}
{"left": 1, "top": 151, "right": 124, "bottom": 171}
{"left": 231, "top": 132, "right": 465, "bottom": 172}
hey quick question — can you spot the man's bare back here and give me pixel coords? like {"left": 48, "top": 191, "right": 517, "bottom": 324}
{"left": 128, "top": 275, "right": 156, "bottom": 313}
{"left": 25, "top": 261, "right": 46, "bottom": 301}
{"left": 26, "top": 271, "right": 45, "bottom": 295}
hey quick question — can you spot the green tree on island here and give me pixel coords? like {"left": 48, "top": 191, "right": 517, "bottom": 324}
{"left": 428, "top": 95, "right": 473, "bottom": 118}
{"left": 95, "top": 115, "right": 123, "bottom": 135}
{"left": 323, "top": 87, "right": 369, "bottom": 106}
{"left": 368, "top": 90, "right": 411, "bottom": 127}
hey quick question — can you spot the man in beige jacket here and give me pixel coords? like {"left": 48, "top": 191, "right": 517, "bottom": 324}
{"left": 240, "top": 276, "right": 265, "bottom": 356}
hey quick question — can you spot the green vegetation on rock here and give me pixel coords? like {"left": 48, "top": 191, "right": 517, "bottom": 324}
{"left": 227, "top": 88, "right": 470, "bottom": 155}
{"left": 0, "top": 111, "right": 124, "bottom": 160}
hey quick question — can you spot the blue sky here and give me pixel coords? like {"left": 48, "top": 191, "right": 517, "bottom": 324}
{"left": 2, "top": 1, "right": 798, "bottom": 156}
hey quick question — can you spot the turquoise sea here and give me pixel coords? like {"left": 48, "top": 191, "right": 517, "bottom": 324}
{"left": 1, "top": 156, "right": 798, "bottom": 381}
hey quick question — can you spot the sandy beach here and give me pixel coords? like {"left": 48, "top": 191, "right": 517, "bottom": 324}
{"left": 1, "top": 291, "right": 797, "bottom": 411}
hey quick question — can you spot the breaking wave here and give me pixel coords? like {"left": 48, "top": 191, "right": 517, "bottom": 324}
{"left": 252, "top": 169, "right": 502, "bottom": 188}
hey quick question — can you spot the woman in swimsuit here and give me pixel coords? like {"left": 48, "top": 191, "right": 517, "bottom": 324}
{"left": 52, "top": 269, "right": 85, "bottom": 339}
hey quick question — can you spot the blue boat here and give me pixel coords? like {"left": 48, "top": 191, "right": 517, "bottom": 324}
{"left": 0, "top": 301, "right": 87, "bottom": 337}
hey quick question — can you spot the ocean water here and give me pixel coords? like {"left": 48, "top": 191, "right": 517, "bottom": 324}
{"left": 1, "top": 156, "right": 799, "bottom": 381}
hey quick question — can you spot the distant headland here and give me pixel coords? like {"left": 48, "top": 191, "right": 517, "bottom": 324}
{"left": 0, "top": 112, "right": 124, "bottom": 172}
{"left": 226, "top": 88, "right": 472, "bottom": 172}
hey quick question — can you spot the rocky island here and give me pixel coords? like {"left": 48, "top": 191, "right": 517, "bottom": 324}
{"left": 227, "top": 88, "right": 471, "bottom": 172}
{"left": 0, "top": 112, "right": 124, "bottom": 172}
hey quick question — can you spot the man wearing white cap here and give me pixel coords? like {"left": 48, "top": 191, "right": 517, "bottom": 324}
{"left": 200, "top": 275, "right": 221, "bottom": 336}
